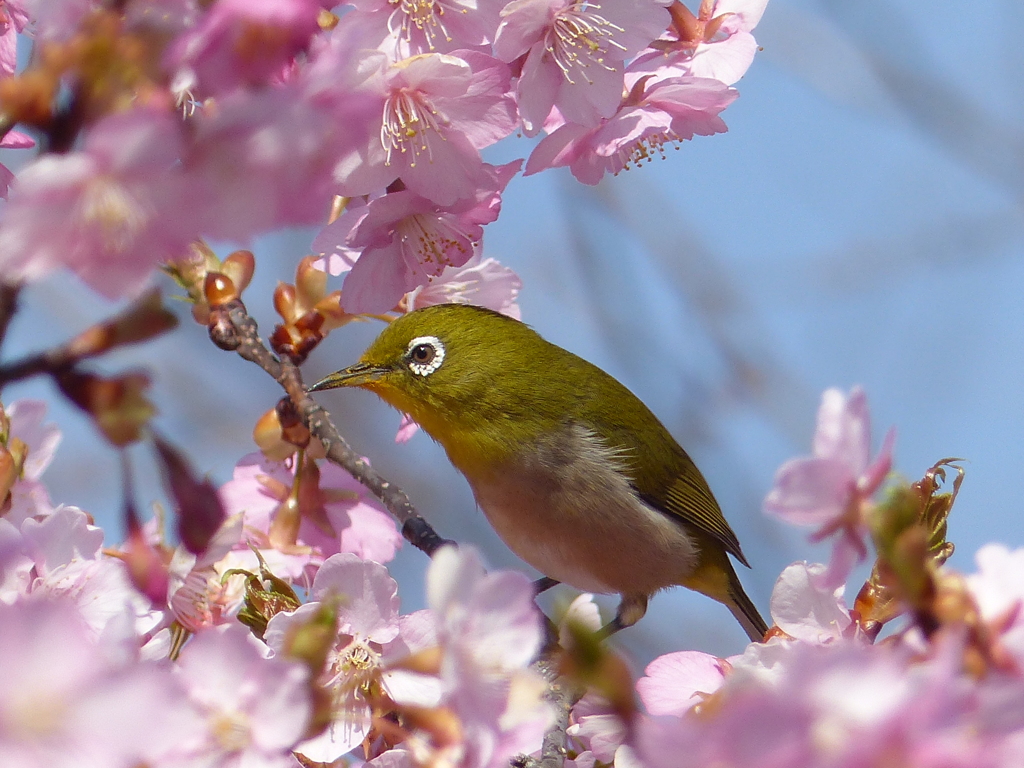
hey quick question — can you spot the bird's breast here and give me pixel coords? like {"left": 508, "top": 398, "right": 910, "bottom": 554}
{"left": 463, "top": 423, "right": 700, "bottom": 596}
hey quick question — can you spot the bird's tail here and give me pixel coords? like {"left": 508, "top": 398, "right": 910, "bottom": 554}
{"left": 680, "top": 539, "right": 769, "bottom": 642}
{"left": 725, "top": 575, "right": 769, "bottom": 642}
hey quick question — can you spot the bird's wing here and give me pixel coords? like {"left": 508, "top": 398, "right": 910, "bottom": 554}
{"left": 643, "top": 466, "right": 750, "bottom": 568}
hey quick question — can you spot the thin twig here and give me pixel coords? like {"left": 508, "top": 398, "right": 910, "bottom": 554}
{"left": 0, "top": 347, "right": 65, "bottom": 389}
{"left": 0, "top": 282, "right": 20, "bottom": 353}
{"left": 224, "top": 302, "right": 454, "bottom": 556}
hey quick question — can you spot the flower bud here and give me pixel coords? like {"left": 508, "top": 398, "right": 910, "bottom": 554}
{"left": 57, "top": 369, "right": 155, "bottom": 446}
{"left": 153, "top": 434, "right": 226, "bottom": 555}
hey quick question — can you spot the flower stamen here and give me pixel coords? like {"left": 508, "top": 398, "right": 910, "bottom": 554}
{"left": 381, "top": 90, "right": 447, "bottom": 167}
{"left": 546, "top": 1, "right": 626, "bottom": 85}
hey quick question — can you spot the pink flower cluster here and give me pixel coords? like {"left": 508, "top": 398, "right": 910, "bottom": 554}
{"left": 0, "top": 399, "right": 552, "bottom": 767}
{"left": 4, "top": 387, "right": 1024, "bottom": 767}
{"left": 553, "top": 387, "right": 1024, "bottom": 768}
{"left": 0, "top": 0, "right": 765, "bottom": 311}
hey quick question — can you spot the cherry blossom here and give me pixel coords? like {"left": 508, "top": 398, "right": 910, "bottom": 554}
{"left": 424, "top": 545, "right": 553, "bottom": 767}
{"left": 769, "top": 561, "right": 853, "bottom": 644}
{"left": 0, "top": 599, "right": 198, "bottom": 768}
{"left": 166, "top": 0, "right": 322, "bottom": 96}
{"left": 314, "top": 161, "right": 520, "bottom": 313}
{"left": 341, "top": 0, "right": 504, "bottom": 57}
{"left": 0, "top": 0, "right": 29, "bottom": 76}
{"left": 966, "top": 544, "right": 1024, "bottom": 663}
{"left": 632, "top": 0, "right": 770, "bottom": 85}
{"left": 186, "top": 82, "right": 378, "bottom": 243}
{"left": 636, "top": 650, "right": 727, "bottom": 716}
{"left": 219, "top": 452, "right": 401, "bottom": 569}
{"left": 494, "top": 0, "right": 669, "bottom": 134}
{"left": 405, "top": 253, "right": 523, "bottom": 319}
{"left": 566, "top": 694, "right": 629, "bottom": 762}
{"left": 265, "top": 553, "right": 403, "bottom": 762}
{"left": 332, "top": 49, "right": 517, "bottom": 206}
{"left": 172, "top": 624, "right": 312, "bottom": 767}
{"left": 7, "top": 399, "right": 62, "bottom": 481}
{"left": 637, "top": 640, "right": 1017, "bottom": 768}
{"left": 764, "top": 386, "right": 895, "bottom": 589}
{"left": 0, "top": 108, "right": 198, "bottom": 299}
{"left": 168, "top": 514, "right": 248, "bottom": 632}
{"left": 525, "top": 74, "right": 736, "bottom": 184}
{"left": 3, "top": 504, "right": 161, "bottom": 639}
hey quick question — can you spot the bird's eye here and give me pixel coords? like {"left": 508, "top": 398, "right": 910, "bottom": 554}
{"left": 411, "top": 344, "right": 434, "bottom": 364}
{"left": 405, "top": 336, "right": 445, "bottom": 377}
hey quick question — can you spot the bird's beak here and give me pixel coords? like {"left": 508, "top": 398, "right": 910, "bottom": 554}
{"left": 307, "top": 363, "right": 389, "bottom": 391}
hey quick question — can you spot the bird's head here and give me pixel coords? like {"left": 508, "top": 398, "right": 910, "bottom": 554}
{"left": 308, "top": 304, "right": 540, "bottom": 441}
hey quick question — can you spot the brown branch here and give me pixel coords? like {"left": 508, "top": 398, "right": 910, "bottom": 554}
{"left": 516, "top": 656, "right": 583, "bottom": 768}
{"left": 0, "top": 288, "right": 177, "bottom": 390}
{"left": 225, "top": 298, "right": 577, "bottom": 766}
{"left": 223, "top": 302, "right": 454, "bottom": 557}
{"left": 0, "top": 282, "right": 21, "bottom": 353}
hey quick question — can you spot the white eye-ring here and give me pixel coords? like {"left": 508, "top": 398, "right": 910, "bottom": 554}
{"left": 406, "top": 336, "right": 445, "bottom": 377}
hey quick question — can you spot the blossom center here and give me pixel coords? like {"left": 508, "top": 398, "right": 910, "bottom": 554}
{"left": 211, "top": 710, "right": 251, "bottom": 752}
{"left": 396, "top": 213, "right": 470, "bottom": 274}
{"left": 389, "top": 0, "right": 464, "bottom": 50}
{"left": 613, "top": 129, "right": 681, "bottom": 174}
{"left": 546, "top": 1, "right": 626, "bottom": 85}
{"left": 331, "top": 636, "right": 384, "bottom": 692}
{"left": 78, "top": 177, "right": 150, "bottom": 253}
{"left": 381, "top": 89, "right": 446, "bottom": 167}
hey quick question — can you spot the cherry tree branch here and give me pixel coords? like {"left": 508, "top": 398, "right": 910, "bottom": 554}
{"left": 222, "top": 301, "right": 455, "bottom": 557}
{"left": 0, "top": 283, "right": 20, "bottom": 353}
{"left": 517, "top": 658, "right": 582, "bottom": 768}
{"left": 222, "top": 299, "right": 577, "bottom": 768}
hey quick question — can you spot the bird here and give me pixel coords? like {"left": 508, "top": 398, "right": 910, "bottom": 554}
{"left": 309, "top": 303, "right": 768, "bottom": 641}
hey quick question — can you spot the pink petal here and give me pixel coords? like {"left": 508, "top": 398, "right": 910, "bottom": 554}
{"left": 516, "top": 43, "right": 563, "bottom": 136}
{"left": 688, "top": 31, "right": 758, "bottom": 85}
{"left": 524, "top": 122, "right": 591, "bottom": 176}
{"left": 715, "top": 0, "right": 769, "bottom": 29}
{"left": 814, "top": 533, "right": 863, "bottom": 592}
{"left": 395, "top": 413, "right": 420, "bottom": 443}
{"left": 555, "top": 61, "right": 624, "bottom": 127}
{"left": 341, "top": 240, "right": 410, "bottom": 314}
{"left": 310, "top": 553, "right": 400, "bottom": 642}
{"left": 335, "top": 501, "right": 403, "bottom": 564}
{"left": 769, "top": 561, "right": 851, "bottom": 642}
{"left": 858, "top": 426, "right": 895, "bottom": 495}
{"left": 813, "top": 387, "right": 870, "bottom": 473}
{"left": 763, "top": 456, "right": 854, "bottom": 526}
{"left": 637, "top": 651, "right": 726, "bottom": 716}
{"left": 493, "top": 0, "right": 556, "bottom": 61}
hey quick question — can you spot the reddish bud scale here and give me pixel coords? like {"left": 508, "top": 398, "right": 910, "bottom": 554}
{"left": 0, "top": 446, "right": 17, "bottom": 509}
{"left": 57, "top": 369, "right": 154, "bottom": 446}
{"left": 222, "top": 250, "right": 255, "bottom": 293}
{"left": 122, "top": 504, "right": 171, "bottom": 606}
{"left": 208, "top": 309, "right": 241, "bottom": 351}
{"left": 269, "top": 316, "right": 324, "bottom": 364}
{"left": 66, "top": 289, "right": 178, "bottom": 359}
{"left": 274, "top": 282, "right": 298, "bottom": 321}
{"left": 268, "top": 495, "right": 302, "bottom": 549}
{"left": 204, "top": 272, "right": 239, "bottom": 307}
{"left": 276, "top": 397, "right": 311, "bottom": 449}
{"left": 153, "top": 435, "right": 226, "bottom": 555}
{"left": 0, "top": 69, "right": 60, "bottom": 126}
{"left": 295, "top": 256, "right": 327, "bottom": 310}
{"left": 668, "top": 1, "right": 701, "bottom": 43}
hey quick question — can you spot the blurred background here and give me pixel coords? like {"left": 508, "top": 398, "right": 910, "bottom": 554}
{"left": 4, "top": 0, "right": 1023, "bottom": 664}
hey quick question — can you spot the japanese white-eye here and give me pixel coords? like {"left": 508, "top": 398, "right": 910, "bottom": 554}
{"left": 310, "top": 304, "right": 767, "bottom": 641}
